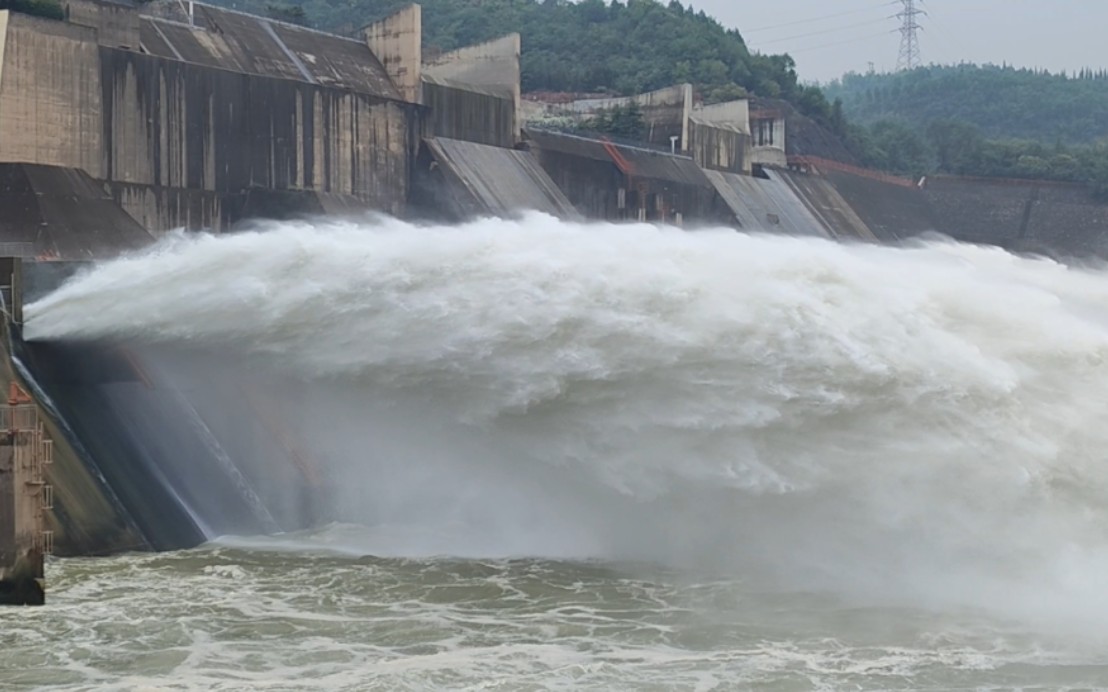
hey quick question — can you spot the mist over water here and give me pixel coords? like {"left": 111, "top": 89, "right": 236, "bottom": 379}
{"left": 23, "top": 213, "right": 1108, "bottom": 633}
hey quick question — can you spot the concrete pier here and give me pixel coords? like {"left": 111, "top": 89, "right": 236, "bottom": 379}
{"left": 0, "top": 257, "right": 53, "bottom": 605}
{"left": 0, "top": 392, "right": 53, "bottom": 605}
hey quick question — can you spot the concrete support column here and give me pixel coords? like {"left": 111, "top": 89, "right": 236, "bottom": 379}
{"left": 0, "top": 406, "right": 49, "bottom": 606}
{"left": 0, "top": 257, "right": 49, "bottom": 605}
{"left": 363, "top": 4, "right": 422, "bottom": 104}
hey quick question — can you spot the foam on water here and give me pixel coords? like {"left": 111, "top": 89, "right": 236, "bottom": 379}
{"left": 22, "top": 213, "right": 1108, "bottom": 632}
{"left": 3, "top": 536, "right": 1106, "bottom": 690}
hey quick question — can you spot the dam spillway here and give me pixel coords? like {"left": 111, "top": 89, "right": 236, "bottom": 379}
{"left": 6, "top": 1, "right": 1108, "bottom": 606}
{"left": 14, "top": 213, "right": 1108, "bottom": 593}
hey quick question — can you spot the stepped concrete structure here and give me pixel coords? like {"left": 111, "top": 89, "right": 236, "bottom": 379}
{"left": 423, "top": 34, "right": 522, "bottom": 143}
{"left": 705, "top": 169, "right": 827, "bottom": 237}
{"left": 363, "top": 4, "right": 422, "bottom": 104}
{"left": 0, "top": 163, "right": 153, "bottom": 258}
{"left": 417, "top": 137, "right": 579, "bottom": 220}
{"left": 525, "top": 128, "right": 730, "bottom": 226}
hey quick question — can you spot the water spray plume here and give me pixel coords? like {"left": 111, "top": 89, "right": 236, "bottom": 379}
{"left": 22, "top": 212, "right": 1108, "bottom": 627}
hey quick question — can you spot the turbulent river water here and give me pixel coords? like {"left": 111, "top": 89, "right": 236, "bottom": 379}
{"left": 9, "top": 213, "right": 1108, "bottom": 689}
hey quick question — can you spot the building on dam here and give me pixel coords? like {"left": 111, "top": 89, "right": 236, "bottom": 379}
{"left": 4, "top": 0, "right": 1108, "bottom": 603}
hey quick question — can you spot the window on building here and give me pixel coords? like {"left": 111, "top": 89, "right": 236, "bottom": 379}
{"left": 756, "top": 119, "right": 776, "bottom": 147}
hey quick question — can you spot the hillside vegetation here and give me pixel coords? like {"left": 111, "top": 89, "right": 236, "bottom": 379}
{"left": 824, "top": 66, "right": 1108, "bottom": 194}
{"left": 0, "top": 0, "right": 64, "bottom": 19}
{"left": 825, "top": 65, "right": 1108, "bottom": 145}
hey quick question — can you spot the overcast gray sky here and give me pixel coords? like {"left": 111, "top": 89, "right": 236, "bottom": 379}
{"left": 685, "top": 0, "right": 1105, "bottom": 83}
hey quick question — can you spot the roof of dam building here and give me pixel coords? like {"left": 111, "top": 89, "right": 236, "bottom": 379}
{"left": 524, "top": 129, "right": 712, "bottom": 188}
{"left": 421, "top": 74, "right": 515, "bottom": 101}
{"left": 423, "top": 138, "right": 580, "bottom": 220}
{"left": 0, "top": 164, "right": 154, "bottom": 260}
{"left": 138, "top": 2, "right": 401, "bottom": 100}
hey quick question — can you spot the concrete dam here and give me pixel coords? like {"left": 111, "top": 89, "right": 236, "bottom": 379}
{"left": 5, "top": 0, "right": 1108, "bottom": 605}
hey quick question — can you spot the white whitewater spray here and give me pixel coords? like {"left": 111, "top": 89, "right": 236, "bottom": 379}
{"left": 23, "top": 213, "right": 1108, "bottom": 625}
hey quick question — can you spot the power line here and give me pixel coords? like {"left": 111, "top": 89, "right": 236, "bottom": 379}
{"left": 744, "top": 2, "right": 898, "bottom": 34}
{"left": 757, "top": 17, "right": 892, "bottom": 46}
{"left": 896, "top": 0, "right": 925, "bottom": 71}
{"left": 788, "top": 30, "right": 897, "bottom": 55}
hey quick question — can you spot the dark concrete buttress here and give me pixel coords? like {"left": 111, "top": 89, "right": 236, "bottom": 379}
{"left": 0, "top": 257, "right": 54, "bottom": 606}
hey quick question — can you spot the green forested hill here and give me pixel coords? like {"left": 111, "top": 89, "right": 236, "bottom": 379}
{"left": 214, "top": 0, "right": 842, "bottom": 131}
{"left": 821, "top": 65, "right": 1108, "bottom": 193}
{"left": 824, "top": 65, "right": 1108, "bottom": 145}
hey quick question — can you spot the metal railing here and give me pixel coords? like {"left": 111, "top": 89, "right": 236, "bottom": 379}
{"left": 0, "top": 243, "right": 36, "bottom": 258}
{"left": 788, "top": 155, "right": 919, "bottom": 189}
{"left": 15, "top": 431, "right": 49, "bottom": 485}
{"left": 2, "top": 402, "right": 55, "bottom": 556}
{"left": 35, "top": 531, "right": 53, "bottom": 556}
{"left": 0, "top": 405, "right": 38, "bottom": 432}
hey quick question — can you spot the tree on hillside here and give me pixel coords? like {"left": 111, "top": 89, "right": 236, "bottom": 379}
{"left": 266, "top": 4, "right": 309, "bottom": 26}
{"left": 0, "top": 0, "right": 64, "bottom": 20}
{"left": 864, "top": 120, "right": 932, "bottom": 176}
{"left": 584, "top": 103, "right": 647, "bottom": 140}
{"left": 926, "top": 119, "right": 984, "bottom": 174}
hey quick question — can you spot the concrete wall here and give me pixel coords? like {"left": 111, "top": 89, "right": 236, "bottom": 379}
{"left": 924, "top": 176, "right": 1108, "bottom": 257}
{"left": 416, "top": 137, "right": 577, "bottom": 221}
{"left": 705, "top": 168, "right": 828, "bottom": 236}
{"left": 423, "top": 34, "right": 521, "bottom": 141}
{"left": 109, "top": 184, "right": 234, "bottom": 234}
{"left": 421, "top": 79, "right": 514, "bottom": 148}
{"left": 526, "top": 130, "right": 726, "bottom": 225}
{"left": 554, "top": 84, "right": 693, "bottom": 151}
{"left": 740, "top": 167, "right": 1108, "bottom": 256}
{"left": 0, "top": 417, "right": 17, "bottom": 599}
{"left": 0, "top": 11, "right": 418, "bottom": 230}
{"left": 108, "top": 183, "right": 373, "bottom": 234}
{"left": 752, "top": 113, "right": 788, "bottom": 168}
{"left": 0, "top": 163, "right": 152, "bottom": 257}
{"left": 101, "top": 48, "right": 413, "bottom": 205}
{"left": 692, "top": 99, "right": 749, "bottom": 130}
{"left": 0, "top": 14, "right": 103, "bottom": 175}
{"left": 0, "top": 284, "right": 55, "bottom": 605}
{"left": 1022, "top": 185, "right": 1108, "bottom": 257}
{"left": 363, "top": 3, "right": 421, "bottom": 104}
{"left": 0, "top": 426, "right": 45, "bottom": 605}
{"left": 0, "top": 13, "right": 6, "bottom": 96}
{"left": 688, "top": 120, "right": 749, "bottom": 174}
{"left": 823, "top": 170, "right": 938, "bottom": 242}
{"left": 771, "top": 168, "right": 876, "bottom": 241}
{"left": 532, "top": 148, "right": 627, "bottom": 220}
{"left": 922, "top": 177, "right": 1029, "bottom": 247}
{"left": 140, "top": 3, "right": 401, "bottom": 99}
{"left": 0, "top": 263, "right": 148, "bottom": 558}
{"left": 65, "top": 0, "right": 140, "bottom": 48}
